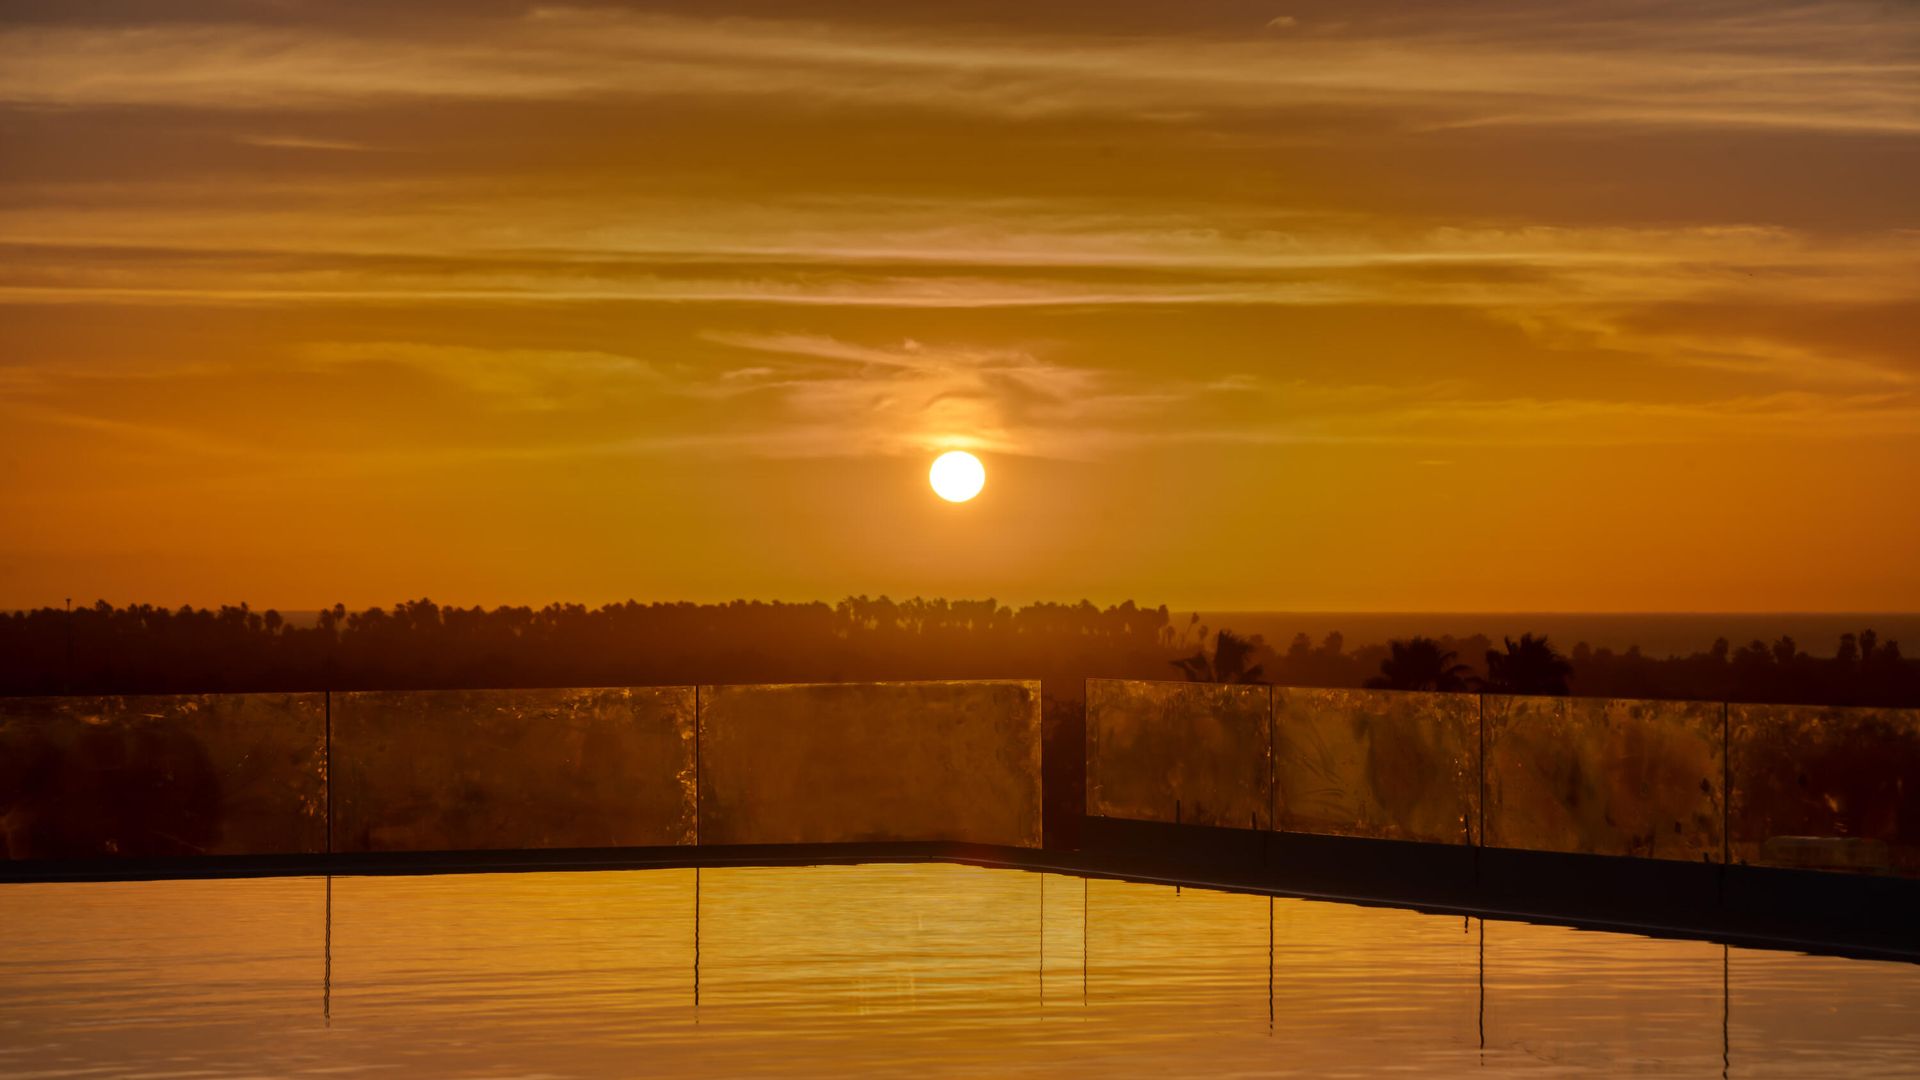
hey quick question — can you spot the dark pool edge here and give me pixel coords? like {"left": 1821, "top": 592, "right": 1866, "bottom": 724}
{"left": 6, "top": 829, "right": 1917, "bottom": 965}
{"left": 1065, "top": 818, "right": 1920, "bottom": 964}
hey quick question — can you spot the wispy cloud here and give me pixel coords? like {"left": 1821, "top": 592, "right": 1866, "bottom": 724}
{"left": 234, "top": 133, "right": 376, "bottom": 152}
{"left": 2, "top": 0, "right": 1915, "bottom": 478}
{"left": 694, "top": 331, "right": 1189, "bottom": 457}
{"left": 2, "top": 4, "right": 1912, "bottom": 134}
{"left": 3, "top": 212, "right": 1912, "bottom": 313}
{"left": 296, "top": 341, "right": 662, "bottom": 409}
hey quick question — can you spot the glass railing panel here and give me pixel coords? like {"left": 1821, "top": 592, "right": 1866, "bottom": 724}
{"left": 1484, "top": 696, "right": 1723, "bottom": 862}
{"left": 331, "top": 686, "right": 696, "bottom": 853}
{"left": 1272, "top": 687, "right": 1478, "bottom": 844}
{"left": 697, "top": 680, "right": 1042, "bottom": 847}
{"left": 1084, "top": 679, "right": 1271, "bottom": 829}
{"left": 0, "top": 693, "right": 325, "bottom": 859}
{"left": 1729, "top": 704, "right": 1919, "bottom": 876}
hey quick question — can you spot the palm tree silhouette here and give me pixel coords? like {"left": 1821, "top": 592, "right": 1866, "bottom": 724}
{"left": 1366, "top": 636, "right": 1472, "bottom": 692}
{"left": 1481, "top": 633, "right": 1573, "bottom": 695}
{"left": 1172, "top": 629, "right": 1266, "bottom": 684}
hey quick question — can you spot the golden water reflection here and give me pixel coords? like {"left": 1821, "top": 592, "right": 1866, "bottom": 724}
{"left": 2, "top": 863, "right": 1917, "bottom": 1077}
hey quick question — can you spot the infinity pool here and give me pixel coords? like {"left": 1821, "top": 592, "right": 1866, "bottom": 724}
{"left": 3, "top": 863, "right": 1917, "bottom": 1077}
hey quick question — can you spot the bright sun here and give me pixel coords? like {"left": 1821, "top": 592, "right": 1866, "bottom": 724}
{"left": 929, "top": 450, "right": 986, "bottom": 503}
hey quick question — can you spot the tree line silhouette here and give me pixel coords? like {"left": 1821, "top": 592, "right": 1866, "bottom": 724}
{"left": 2, "top": 598, "right": 1914, "bottom": 707}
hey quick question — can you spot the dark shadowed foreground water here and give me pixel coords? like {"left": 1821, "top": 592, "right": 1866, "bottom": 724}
{"left": 2, "top": 863, "right": 1917, "bottom": 1077}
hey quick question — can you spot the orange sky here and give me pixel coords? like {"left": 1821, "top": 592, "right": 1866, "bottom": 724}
{"left": 2, "top": 1, "right": 1917, "bottom": 611}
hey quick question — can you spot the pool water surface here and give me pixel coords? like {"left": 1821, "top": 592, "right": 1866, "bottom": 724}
{"left": 2, "top": 862, "right": 1917, "bottom": 1077}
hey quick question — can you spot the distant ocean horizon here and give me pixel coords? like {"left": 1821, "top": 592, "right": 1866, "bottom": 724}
{"left": 1191, "top": 612, "right": 1920, "bottom": 659}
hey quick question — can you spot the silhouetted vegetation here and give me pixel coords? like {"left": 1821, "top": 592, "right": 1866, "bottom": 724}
{"left": 1567, "top": 632, "right": 1913, "bottom": 706}
{"left": 0, "top": 598, "right": 1183, "bottom": 696}
{"left": 1172, "top": 629, "right": 1265, "bottom": 684}
{"left": 1481, "top": 633, "right": 1574, "bottom": 696}
{"left": 2, "top": 599, "right": 1915, "bottom": 707}
{"left": 1365, "top": 637, "right": 1472, "bottom": 692}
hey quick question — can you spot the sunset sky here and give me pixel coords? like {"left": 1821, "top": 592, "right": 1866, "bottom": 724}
{"left": 2, "top": 0, "right": 1917, "bottom": 611}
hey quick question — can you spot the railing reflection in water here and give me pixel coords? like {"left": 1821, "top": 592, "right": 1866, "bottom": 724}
{"left": 7, "top": 864, "right": 1918, "bottom": 1076}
